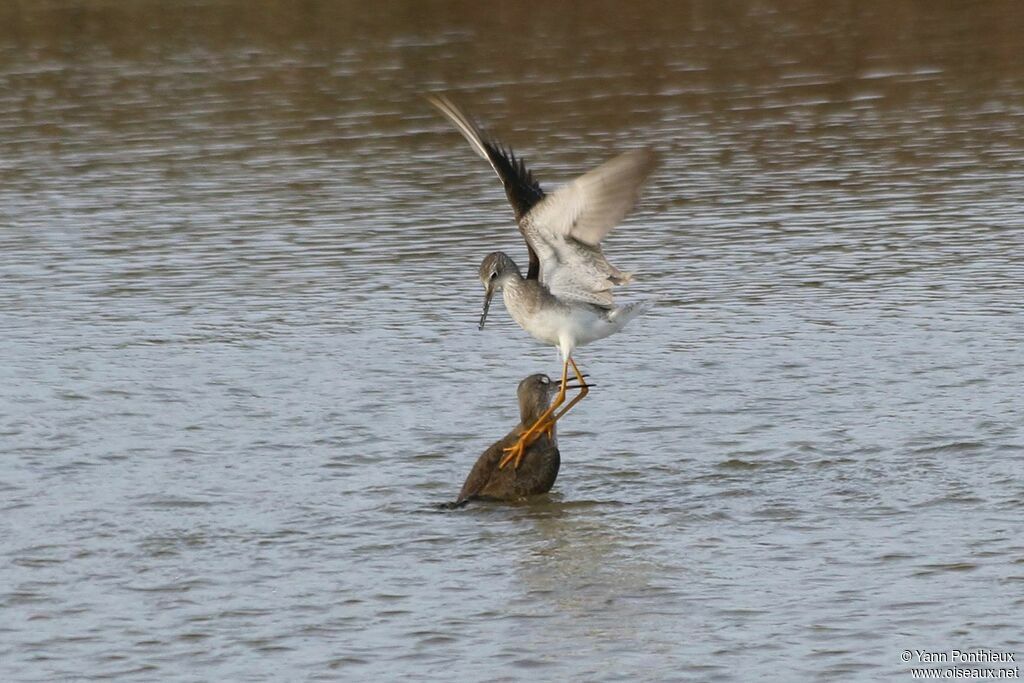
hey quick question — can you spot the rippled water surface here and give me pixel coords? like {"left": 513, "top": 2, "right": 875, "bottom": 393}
{"left": 2, "top": 1, "right": 1023, "bottom": 680}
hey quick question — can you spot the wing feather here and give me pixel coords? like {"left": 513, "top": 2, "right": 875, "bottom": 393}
{"left": 523, "top": 148, "right": 656, "bottom": 307}
{"left": 426, "top": 94, "right": 546, "bottom": 221}
{"left": 527, "top": 148, "right": 657, "bottom": 246}
{"left": 427, "top": 94, "right": 547, "bottom": 279}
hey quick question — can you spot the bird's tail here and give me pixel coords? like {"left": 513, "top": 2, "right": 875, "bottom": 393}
{"left": 607, "top": 269, "right": 633, "bottom": 285}
{"left": 609, "top": 298, "right": 655, "bottom": 327}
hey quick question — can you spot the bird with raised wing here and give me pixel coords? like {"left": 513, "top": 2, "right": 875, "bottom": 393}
{"left": 428, "top": 95, "right": 656, "bottom": 469}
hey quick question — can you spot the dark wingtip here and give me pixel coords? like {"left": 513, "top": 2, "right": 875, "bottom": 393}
{"left": 484, "top": 141, "right": 545, "bottom": 221}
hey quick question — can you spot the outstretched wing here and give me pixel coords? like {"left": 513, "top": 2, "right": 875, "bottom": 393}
{"left": 427, "top": 94, "right": 545, "bottom": 279}
{"left": 528, "top": 149, "right": 657, "bottom": 246}
{"left": 524, "top": 148, "right": 657, "bottom": 307}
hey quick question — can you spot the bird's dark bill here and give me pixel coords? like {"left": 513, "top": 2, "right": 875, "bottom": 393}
{"left": 478, "top": 290, "right": 493, "bottom": 330}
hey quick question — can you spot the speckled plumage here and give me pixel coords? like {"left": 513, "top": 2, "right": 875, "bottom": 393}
{"left": 479, "top": 252, "right": 652, "bottom": 362}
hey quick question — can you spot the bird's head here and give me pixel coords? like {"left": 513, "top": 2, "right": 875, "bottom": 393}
{"left": 516, "top": 372, "right": 587, "bottom": 426}
{"left": 517, "top": 373, "right": 559, "bottom": 425}
{"left": 477, "top": 251, "right": 519, "bottom": 330}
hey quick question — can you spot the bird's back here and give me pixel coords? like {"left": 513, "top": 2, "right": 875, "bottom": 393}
{"left": 456, "top": 428, "right": 560, "bottom": 504}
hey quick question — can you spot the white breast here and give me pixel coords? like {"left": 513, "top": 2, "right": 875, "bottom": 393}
{"left": 502, "top": 282, "right": 617, "bottom": 353}
{"left": 502, "top": 290, "right": 561, "bottom": 347}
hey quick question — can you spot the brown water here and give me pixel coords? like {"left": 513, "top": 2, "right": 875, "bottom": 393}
{"left": 2, "top": 1, "right": 1023, "bottom": 680}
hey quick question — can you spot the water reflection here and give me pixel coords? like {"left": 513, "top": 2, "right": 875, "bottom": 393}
{"left": 511, "top": 504, "right": 681, "bottom": 674}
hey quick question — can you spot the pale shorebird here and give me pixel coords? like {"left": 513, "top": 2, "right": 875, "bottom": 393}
{"left": 428, "top": 94, "right": 656, "bottom": 468}
{"left": 444, "top": 373, "right": 585, "bottom": 507}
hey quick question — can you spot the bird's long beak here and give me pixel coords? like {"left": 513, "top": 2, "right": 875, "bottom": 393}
{"left": 478, "top": 288, "right": 493, "bottom": 330}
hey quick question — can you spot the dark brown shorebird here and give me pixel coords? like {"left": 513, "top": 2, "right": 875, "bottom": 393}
{"left": 444, "top": 373, "right": 586, "bottom": 507}
{"left": 428, "top": 95, "right": 656, "bottom": 469}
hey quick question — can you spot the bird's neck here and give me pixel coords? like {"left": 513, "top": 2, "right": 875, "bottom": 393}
{"left": 520, "top": 401, "right": 553, "bottom": 429}
{"left": 497, "top": 267, "right": 523, "bottom": 289}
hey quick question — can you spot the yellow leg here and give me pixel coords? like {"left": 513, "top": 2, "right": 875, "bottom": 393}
{"left": 551, "top": 357, "right": 589, "bottom": 423}
{"left": 538, "top": 357, "right": 589, "bottom": 440}
{"left": 499, "top": 358, "right": 569, "bottom": 470}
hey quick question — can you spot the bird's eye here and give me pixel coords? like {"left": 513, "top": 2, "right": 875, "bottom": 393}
{"left": 489, "top": 271, "right": 498, "bottom": 280}
{"left": 540, "top": 376, "right": 549, "bottom": 385}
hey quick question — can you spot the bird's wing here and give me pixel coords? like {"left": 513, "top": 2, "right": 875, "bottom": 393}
{"left": 543, "top": 262, "right": 617, "bottom": 308}
{"left": 455, "top": 442, "right": 499, "bottom": 504}
{"left": 455, "top": 432, "right": 518, "bottom": 504}
{"left": 526, "top": 148, "right": 657, "bottom": 246}
{"left": 427, "top": 94, "right": 546, "bottom": 279}
{"left": 523, "top": 148, "right": 656, "bottom": 307}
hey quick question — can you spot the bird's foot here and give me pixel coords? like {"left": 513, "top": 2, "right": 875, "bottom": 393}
{"left": 499, "top": 435, "right": 531, "bottom": 470}
{"left": 499, "top": 419, "right": 554, "bottom": 470}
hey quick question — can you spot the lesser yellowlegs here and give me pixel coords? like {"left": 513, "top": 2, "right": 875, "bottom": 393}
{"left": 428, "top": 95, "right": 656, "bottom": 468}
